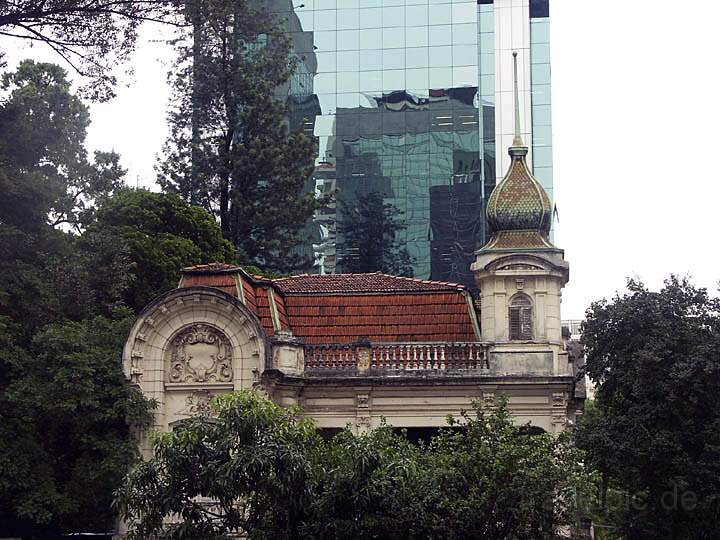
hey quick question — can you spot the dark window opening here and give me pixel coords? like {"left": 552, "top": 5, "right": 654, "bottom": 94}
{"left": 530, "top": 0, "right": 550, "bottom": 18}
{"left": 518, "top": 425, "right": 547, "bottom": 436}
{"left": 318, "top": 427, "right": 344, "bottom": 440}
{"left": 509, "top": 294, "right": 534, "bottom": 340}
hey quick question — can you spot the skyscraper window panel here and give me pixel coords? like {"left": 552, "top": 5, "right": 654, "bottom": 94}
{"left": 532, "top": 42, "right": 551, "bottom": 64}
{"left": 384, "top": 6, "right": 406, "bottom": 27}
{"left": 406, "top": 47, "right": 429, "bottom": 68}
{"left": 479, "top": 51, "right": 494, "bottom": 73}
{"left": 531, "top": 63, "right": 551, "bottom": 85}
{"left": 360, "top": 71, "right": 383, "bottom": 92}
{"left": 532, "top": 125, "right": 552, "bottom": 147}
{"left": 338, "top": 9, "right": 359, "bottom": 30}
{"left": 452, "top": 23, "right": 478, "bottom": 45}
{"left": 533, "top": 146, "right": 553, "bottom": 168}
{"left": 360, "top": 8, "right": 382, "bottom": 28}
{"left": 337, "top": 71, "right": 360, "bottom": 92}
{"left": 316, "top": 52, "right": 337, "bottom": 72}
{"left": 315, "top": 10, "right": 336, "bottom": 30}
{"left": 479, "top": 32, "right": 493, "bottom": 51}
{"left": 315, "top": 30, "right": 337, "bottom": 50}
{"left": 406, "top": 27, "right": 429, "bottom": 47}
{"left": 453, "top": 65, "right": 478, "bottom": 87}
{"left": 530, "top": 19, "right": 550, "bottom": 43}
{"left": 360, "top": 49, "right": 382, "bottom": 70}
{"left": 479, "top": 75, "right": 494, "bottom": 99}
{"left": 453, "top": 45, "right": 476, "bottom": 66}
{"left": 382, "top": 69, "right": 406, "bottom": 89}
{"left": 429, "top": 68, "right": 453, "bottom": 89}
{"left": 429, "top": 46, "right": 452, "bottom": 67}
{"left": 314, "top": 73, "right": 336, "bottom": 93}
{"left": 406, "top": 5, "right": 429, "bottom": 26}
{"left": 338, "top": 29, "right": 359, "bottom": 50}
{"left": 382, "top": 48, "right": 403, "bottom": 69}
{"left": 383, "top": 27, "right": 406, "bottom": 48}
{"left": 429, "top": 25, "right": 452, "bottom": 46}
{"left": 534, "top": 167, "right": 553, "bottom": 189}
{"left": 531, "top": 83, "right": 551, "bottom": 105}
{"left": 428, "top": 5, "right": 452, "bottom": 25}
{"left": 337, "top": 50, "right": 359, "bottom": 71}
{"left": 451, "top": 3, "right": 476, "bottom": 24}
{"left": 337, "top": 93, "right": 360, "bottom": 108}
{"left": 532, "top": 105, "right": 552, "bottom": 127}
{"left": 358, "top": 28, "right": 380, "bottom": 49}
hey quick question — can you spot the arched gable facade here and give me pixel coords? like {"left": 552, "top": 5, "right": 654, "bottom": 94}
{"left": 122, "top": 286, "right": 268, "bottom": 456}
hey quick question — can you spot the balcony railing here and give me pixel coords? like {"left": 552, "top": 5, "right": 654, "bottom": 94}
{"left": 305, "top": 342, "right": 488, "bottom": 371}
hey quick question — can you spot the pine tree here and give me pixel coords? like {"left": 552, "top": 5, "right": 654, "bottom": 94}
{"left": 337, "top": 191, "right": 414, "bottom": 277}
{"left": 159, "top": 0, "right": 322, "bottom": 272}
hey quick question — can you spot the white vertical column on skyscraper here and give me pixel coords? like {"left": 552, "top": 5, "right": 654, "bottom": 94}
{"left": 494, "top": 0, "right": 533, "bottom": 182}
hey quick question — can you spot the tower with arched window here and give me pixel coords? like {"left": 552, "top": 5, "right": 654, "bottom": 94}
{"left": 471, "top": 52, "right": 570, "bottom": 378}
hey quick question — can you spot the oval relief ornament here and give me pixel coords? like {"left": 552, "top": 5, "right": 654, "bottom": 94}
{"left": 168, "top": 324, "right": 233, "bottom": 383}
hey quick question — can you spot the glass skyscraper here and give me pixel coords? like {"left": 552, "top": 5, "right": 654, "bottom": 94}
{"left": 271, "top": 0, "right": 553, "bottom": 289}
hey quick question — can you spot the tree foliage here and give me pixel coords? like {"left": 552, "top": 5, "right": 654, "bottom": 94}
{"left": 0, "top": 310, "right": 154, "bottom": 537}
{"left": 0, "top": 0, "right": 183, "bottom": 100}
{"left": 158, "top": 0, "right": 321, "bottom": 272}
{"left": 0, "top": 60, "right": 229, "bottom": 536}
{"left": 117, "top": 390, "right": 595, "bottom": 539}
{"left": 337, "top": 191, "right": 414, "bottom": 276}
{"left": 576, "top": 277, "right": 720, "bottom": 538}
{"left": 0, "top": 60, "right": 126, "bottom": 232}
{"left": 87, "top": 189, "right": 238, "bottom": 312}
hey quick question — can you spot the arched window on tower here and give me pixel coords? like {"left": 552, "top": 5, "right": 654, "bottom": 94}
{"left": 508, "top": 293, "right": 534, "bottom": 341}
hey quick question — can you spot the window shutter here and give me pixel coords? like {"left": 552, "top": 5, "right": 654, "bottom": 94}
{"left": 508, "top": 295, "right": 534, "bottom": 341}
{"left": 520, "top": 307, "right": 533, "bottom": 340}
{"left": 509, "top": 307, "right": 521, "bottom": 340}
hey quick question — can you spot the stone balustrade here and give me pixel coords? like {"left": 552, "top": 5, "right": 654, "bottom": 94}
{"left": 304, "top": 342, "right": 488, "bottom": 372}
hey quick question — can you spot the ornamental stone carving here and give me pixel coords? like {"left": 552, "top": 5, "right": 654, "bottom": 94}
{"left": 168, "top": 324, "right": 233, "bottom": 383}
{"left": 178, "top": 390, "right": 214, "bottom": 417}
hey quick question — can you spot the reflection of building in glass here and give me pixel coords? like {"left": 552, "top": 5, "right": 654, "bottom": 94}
{"left": 268, "top": 0, "right": 553, "bottom": 288}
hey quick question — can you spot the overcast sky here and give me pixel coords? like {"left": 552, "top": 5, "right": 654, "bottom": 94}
{"left": 3, "top": 0, "right": 719, "bottom": 319}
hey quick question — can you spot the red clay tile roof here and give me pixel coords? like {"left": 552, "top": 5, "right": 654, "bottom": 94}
{"left": 179, "top": 266, "right": 479, "bottom": 343}
{"left": 284, "top": 293, "right": 476, "bottom": 344}
{"left": 271, "top": 272, "right": 465, "bottom": 294}
{"left": 181, "top": 272, "right": 238, "bottom": 298}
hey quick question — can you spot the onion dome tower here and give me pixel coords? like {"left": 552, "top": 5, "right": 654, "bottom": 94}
{"left": 471, "top": 52, "right": 570, "bottom": 395}
{"left": 483, "top": 51, "right": 554, "bottom": 251}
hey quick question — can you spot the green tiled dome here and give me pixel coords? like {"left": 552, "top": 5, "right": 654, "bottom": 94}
{"left": 486, "top": 146, "right": 553, "bottom": 234}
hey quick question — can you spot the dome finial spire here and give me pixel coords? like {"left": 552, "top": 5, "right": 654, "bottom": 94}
{"left": 512, "top": 51, "right": 524, "bottom": 148}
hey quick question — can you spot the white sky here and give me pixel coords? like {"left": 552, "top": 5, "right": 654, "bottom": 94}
{"left": 3, "top": 0, "right": 719, "bottom": 319}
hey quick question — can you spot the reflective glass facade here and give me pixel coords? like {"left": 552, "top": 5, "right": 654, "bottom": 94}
{"left": 530, "top": 13, "right": 553, "bottom": 205}
{"left": 270, "top": 0, "right": 551, "bottom": 288}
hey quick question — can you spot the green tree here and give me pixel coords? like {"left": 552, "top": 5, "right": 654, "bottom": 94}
{"left": 0, "top": 310, "right": 154, "bottom": 537}
{"left": 337, "top": 191, "right": 414, "bottom": 277}
{"left": 0, "top": 0, "right": 182, "bottom": 100}
{"left": 158, "top": 0, "right": 321, "bottom": 272}
{"left": 117, "top": 391, "right": 595, "bottom": 539}
{"left": 116, "top": 391, "right": 317, "bottom": 539}
{"left": 0, "top": 60, "right": 129, "bottom": 337}
{"left": 576, "top": 277, "right": 720, "bottom": 538}
{"left": 86, "top": 189, "right": 238, "bottom": 312}
{"left": 0, "top": 60, "right": 127, "bottom": 232}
